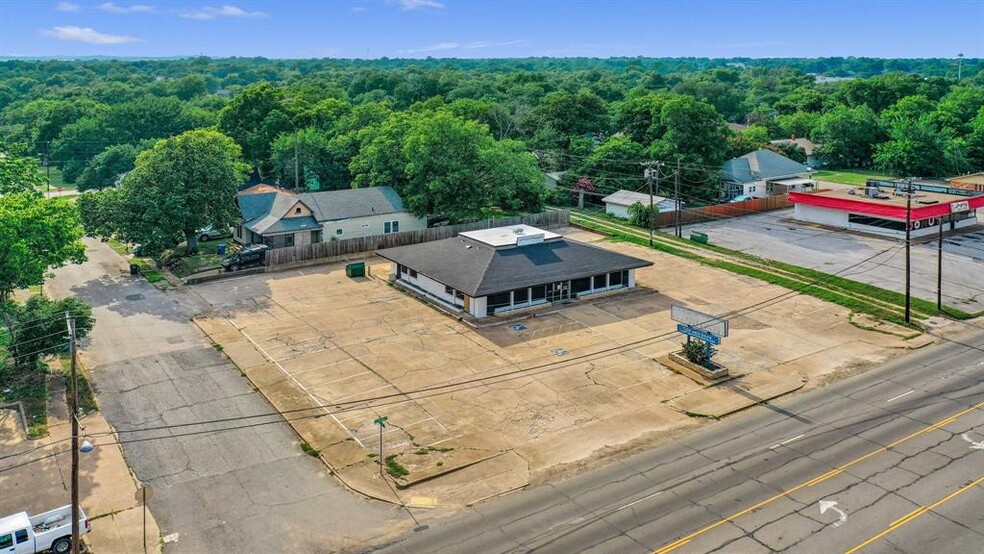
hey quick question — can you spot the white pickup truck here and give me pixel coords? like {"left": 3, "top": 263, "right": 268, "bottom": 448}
{"left": 0, "top": 506, "right": 89, "bottom": 554}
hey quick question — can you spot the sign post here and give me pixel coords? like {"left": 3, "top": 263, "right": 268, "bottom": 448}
{"left": 671, "top": 305, "right": 728, "bottom": 364}
{"left": 373, "top": 416, "right": 388, "bottom": 476}
{"left": 134, "top": 486, "right": 154, "bottom": 554}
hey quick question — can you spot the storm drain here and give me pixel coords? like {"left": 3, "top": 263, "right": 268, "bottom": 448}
{"left": 125, "top": 293, "right": 144, "bottom": 301}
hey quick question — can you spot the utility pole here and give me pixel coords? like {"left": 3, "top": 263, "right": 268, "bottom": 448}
{"left": 643, "top": 161, "right": 661, "bottom": 247}
{"left": 904, "top": 179, "right": 912, "bottom": 324}
{"left": 66, "top": 313, "right": 81, "bottom": 554}
{"left": 937, "top": 217, "right": 944, "bottom": 312}
{"left": 674, "top": 160, "right": 682, "bottom": 238}
{"left": 958, "top": 53, "right": 965, "bottom": 81}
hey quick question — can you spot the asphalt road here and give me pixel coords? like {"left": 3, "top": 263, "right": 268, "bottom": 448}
{"left": 46, "top": 239, "right": 407, "bottom": 553}
{"left": 373, "top": 326, "right": 984, "bottom": 554}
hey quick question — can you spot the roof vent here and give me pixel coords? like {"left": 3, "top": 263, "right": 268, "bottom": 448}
{"left": 513, "top": 227, "right": 525, "bottom": 235}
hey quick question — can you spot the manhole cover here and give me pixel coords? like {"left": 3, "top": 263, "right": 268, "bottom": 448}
{"left": 510, "top": 324, "right": 527, "bottom": 332}
{"left": 552, "top": 348, "right": 568, "bottom": 356}
{"left": 125, "top": 293, "right": 144, "bottom": 301}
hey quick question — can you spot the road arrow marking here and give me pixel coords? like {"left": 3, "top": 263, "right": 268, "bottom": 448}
{"left": 961, "top": 433, "right": 984, "bottom": 450}
{"left": 819, "top": 499, "right": 847, "bottom": 527}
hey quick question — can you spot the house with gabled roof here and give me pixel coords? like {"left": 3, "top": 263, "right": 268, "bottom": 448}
{"left": 234, "top": 186, "right": 426, "bottom": 248}
{"left": 720, "top": 148, "right": 814, "bottom": 201}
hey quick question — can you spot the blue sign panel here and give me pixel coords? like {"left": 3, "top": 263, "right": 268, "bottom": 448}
{"left": 677, "top": 324, "right": 721, "bottom": 345}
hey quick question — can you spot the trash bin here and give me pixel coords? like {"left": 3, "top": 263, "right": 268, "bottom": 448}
{"left": 129, "top": 263, "right": 139, "bottom": 276}
{"left": 345, "top": 262, "right": 366, "bottom": 278}
{"left": 690, "top": 231, "right": 709, "bottom": 245}
{"left": 216, "top": 243, "right": 227, "bottom": 255}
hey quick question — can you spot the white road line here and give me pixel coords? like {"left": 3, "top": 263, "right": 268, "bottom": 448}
{"left": 769, "top": 433, "right": 805, "bottom": 449}
{"left": 229, "top": 319, "right": 366, "bottom": 448}
{"left": 615, "top": 491, "right": 662, "bottom": 511}
{"left": 332, "top": 383, "right": 396, "bottom": 402}
{"left": 887, "top": 390, "right": 915, "bottom": 403}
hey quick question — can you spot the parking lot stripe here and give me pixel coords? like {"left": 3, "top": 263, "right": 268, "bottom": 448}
{"left": 229, "top": 318, "right": 366, "bottom": 448}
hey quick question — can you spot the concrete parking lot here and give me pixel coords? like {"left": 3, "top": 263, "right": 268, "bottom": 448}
{"left": 681, "top": 208, "right": 984, "bottom": 314}
{"left": 192, "top": 228, "right": 933, "bottom": 507}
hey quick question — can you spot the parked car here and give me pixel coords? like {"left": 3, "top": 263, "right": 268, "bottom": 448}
{"left": 197, "top": 225, "right": 231, "bottom": 242}
{"left": 1, "top": 505, "right": 90, "bottom": 554}
{"left": 729, "top": 195, "right": 755, "bottom": 203}
{"left": 220, "top": 244, "right": 269, "bottom": 272}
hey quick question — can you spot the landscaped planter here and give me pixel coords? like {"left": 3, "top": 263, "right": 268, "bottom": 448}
{"left": 669, "top": 350, "right": 729, "bottom": 380}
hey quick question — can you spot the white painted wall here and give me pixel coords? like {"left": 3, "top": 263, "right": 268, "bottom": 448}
{"left": 794, "top": 204, "right": 849, "bottom": 227}
{"left": 325, "top": 212, "right": 426, "bottom": 240}
{"left": 606, "top": 203, "right": 631, "bottom": 219}
{"left": 743, "top": 181, "right": 769, "bottom": 198}
{"left": 469, "top": 296, "right": 487, "bottom": 318}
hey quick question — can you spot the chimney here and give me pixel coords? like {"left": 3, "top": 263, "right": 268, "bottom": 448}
{"left": 790, "top": 133, "right": 796, "bottom": 140}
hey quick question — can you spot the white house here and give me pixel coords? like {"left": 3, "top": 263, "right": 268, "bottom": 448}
{"left": 720, "top": 148, "right": 813, "bottom": 200}
{"left": 375, "top": 225, "right": 653, "bottom": 318}
{"left": 601, "top": 190, "right": 681, "bottom": 219}
{"left": 234, "top": 185, "right": 426, "bottom": 248}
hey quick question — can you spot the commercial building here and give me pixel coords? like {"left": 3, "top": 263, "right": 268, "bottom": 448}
{"left": 375, "top": 225, "right": 652, "bottom": 318}
{"left": 789, "top": 183, "right": 984, "bottom": 238}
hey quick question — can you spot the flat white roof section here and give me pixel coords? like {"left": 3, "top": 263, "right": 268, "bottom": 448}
{"left": 459, "top": 225, "right": 561, "bottom": 248}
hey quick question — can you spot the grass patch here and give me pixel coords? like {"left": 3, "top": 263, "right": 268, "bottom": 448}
{"left": 812, "top": 169, "right": 893, "bottom": 187}
{"left": 169, "top": 240, "right": 234, "bottom": 277}
{"left": 428, "top": 446, "right": 454, "bottom": 453}
{"left": 46, "top": 168, "right": 76, "bottom": 191}
{"left": 0, "top": 359, "right": 49, "bottom": 438}
{"left": 385, "top": 454, "right": 410, "bottom": 479}
{"left": 106, "top": 239, "right": 131, "bottom": 256}
{"left": 436, "top": 461, "right": 444, "bottom": 467}
{"left": 300, "top": 441, "right": 321, "bottom": 457}
{"left": 212, "top": 343, "right": 224, "bottom": 352}
{"left": 130, "top": 258, "right": 165, "bottom": 283}
{"left": 414, "top": 448, "right": 429, "bottom": 455}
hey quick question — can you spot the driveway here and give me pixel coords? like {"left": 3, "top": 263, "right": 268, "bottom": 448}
{"left": 681, "top": 209, "right": 984, "bottom": 313}
{"left": 44, "top": 239, "right": 407, "bottom": 553}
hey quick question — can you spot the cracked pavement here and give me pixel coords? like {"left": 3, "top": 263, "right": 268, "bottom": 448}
{"left": 46, "top": 239, "right": 407, "bottom": 553}
{"left": 372, "top": 326, "right": 984, "bottom": 553}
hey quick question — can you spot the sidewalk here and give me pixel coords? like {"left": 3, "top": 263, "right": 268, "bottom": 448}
{"left": 0, "top": 373, "right": 161, "bottom": 554}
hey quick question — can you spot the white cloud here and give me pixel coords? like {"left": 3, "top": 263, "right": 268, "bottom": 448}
{"left": 98, "top": 2, "right": 155, "bottom": 13}
{"left": 181, "top": 4, "right": 268, "bottom": 20}
{"left": 399, "top": 0, "right": 444, "bottom": 10}
{"left": 56, "top": 2, "right": 81, "bottom": 12}
{"left": 404, "top": 39, "right": 525, "bottom": 53}
{"left": 42, "top": 25, "right": 141, "bottom": 44}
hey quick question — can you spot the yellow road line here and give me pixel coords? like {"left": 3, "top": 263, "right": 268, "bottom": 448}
{"left": 652, "top": 400, "right": 984, "bottom": 554}
{"left": 844, "top": 474, "right": 984, "bottom": 554}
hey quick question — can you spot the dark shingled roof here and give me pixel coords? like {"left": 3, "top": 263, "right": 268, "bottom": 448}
{"left": 264, "top": 215, "right": 321, "bottom": 234}
{"left": 376, "top": 236, "right": 653, "bottom": 297}
{"left": 722, "top": 148, "right": 810, "bottom": 184}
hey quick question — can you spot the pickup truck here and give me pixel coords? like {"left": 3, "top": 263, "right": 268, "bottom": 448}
{"left": 0, "top": 506, "right": 89, "bottom": 554}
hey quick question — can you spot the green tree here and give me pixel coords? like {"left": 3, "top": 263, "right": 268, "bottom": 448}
{"left": 0, "top": 193, "right": 86, "bottom": 302}
{"left": 75, "top": 143, "right": 143, "bottom": 192}
{"left": 652, "top": 96, "right": 730, "bottom": 169}
{"left": 81, "top": 130, "right": 247, "bottom": 255}
{"left": 576, "top": 135, "right": 647, "bottom": 192}
{"left": 874, "top": 116, "right": 948, "bottom": 177}
{"left": 726, "top": 125, "right": 770, "bottom": 159}
{"left": 814, "top": 105, "right": 883, "bottom": 168}
{"left": 217, "top": 82, "right": 295, "bottom": 176}
{"left": 627, "top": 201, "right": 660, "bottom": 229}
{"left": 4, "top": 296, "right": 94, "bottom": 369}
{"left": 0, "top": 143, "right": 46, "bottom": 194}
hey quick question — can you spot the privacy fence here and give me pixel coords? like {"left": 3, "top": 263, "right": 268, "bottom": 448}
{"left": 264, "top": 210, "right": 570, "bottom": 271}
{"left": 655, "top": 195, "right": 793, "bottom": 227}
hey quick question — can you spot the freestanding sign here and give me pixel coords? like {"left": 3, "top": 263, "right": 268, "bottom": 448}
{"left": 671, "top": 305, "right": 728, "bottom": 360}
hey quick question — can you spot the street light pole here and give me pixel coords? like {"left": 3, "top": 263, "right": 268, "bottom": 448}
{"left": 937, "top": 218, "right": 944, "bottom": 312}
{"left": 904, "top": 179, "right": 912, "bottom": 324}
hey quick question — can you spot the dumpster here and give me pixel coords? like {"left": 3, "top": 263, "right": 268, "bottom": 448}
{"left": 129, "top": 263, "right": 139, "bottom": 276}
{"left": 345, "top": 262, "right": 366, "bottom": 278}
{"left": 690, "top": 231, "right": 709, "bottom": 245}
{"left": 216, "top": 243, "right": 227, "bottom": 255}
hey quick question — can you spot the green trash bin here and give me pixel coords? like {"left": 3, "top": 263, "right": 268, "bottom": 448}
{"left": 690, "top": 231, "right": 709, "bottom": 245}
{"left": 346, "top": 262, "right": 366, "bottom": 278}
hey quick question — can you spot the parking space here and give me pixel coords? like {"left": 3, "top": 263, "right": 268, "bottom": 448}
{"left": 681, "top": 209, "right": 984, "bottom": 313}
{"left": 191, "top": 227, "right": 930, "bottom": 503}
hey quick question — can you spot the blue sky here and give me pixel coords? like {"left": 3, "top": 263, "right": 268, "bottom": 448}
{"left": 1, "top": 0, "right": 982, "bottom": 59}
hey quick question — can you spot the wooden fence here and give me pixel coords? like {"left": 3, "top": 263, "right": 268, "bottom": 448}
{"left": 264, "top": 210, "right": 570, "bottom": 271}
{"left": 655, "top": 195, "right": 793, "bottom": 227}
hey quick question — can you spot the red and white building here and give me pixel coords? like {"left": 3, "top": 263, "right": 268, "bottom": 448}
{"left": 789, "top": 185, "right": 984, "bottom": 238}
